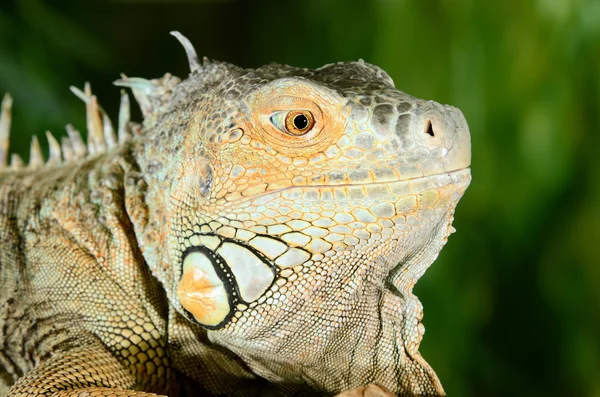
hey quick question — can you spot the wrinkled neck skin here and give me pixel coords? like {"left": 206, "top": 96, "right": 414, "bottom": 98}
{"left": 207, "top": 206, "right": 458, "bottom": 396}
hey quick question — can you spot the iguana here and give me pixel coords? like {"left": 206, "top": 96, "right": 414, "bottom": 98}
{"left": 0, "top": 32, "right": 471, "bottom": 397}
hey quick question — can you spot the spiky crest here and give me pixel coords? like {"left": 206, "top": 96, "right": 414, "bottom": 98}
{"left": 0, "top": 80, "right": 138, "bottom": 173}
{"left": 0, "top": 31, "right": 221, "bottom": 173}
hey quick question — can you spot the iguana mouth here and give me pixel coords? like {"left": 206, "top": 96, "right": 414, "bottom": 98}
{"left": 223, "top": 167, "right": 471, "bottom": 208}
{"left": 294, "top": 167, "right": 472, "bottom": 190}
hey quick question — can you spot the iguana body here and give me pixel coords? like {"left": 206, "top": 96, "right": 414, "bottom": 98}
{"left": 0, "top": 33, "right": 471, "bottom": 397}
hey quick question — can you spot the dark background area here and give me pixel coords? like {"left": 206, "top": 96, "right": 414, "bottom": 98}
{"left": 1, "top": 0, "right": 599, "bottom": 396}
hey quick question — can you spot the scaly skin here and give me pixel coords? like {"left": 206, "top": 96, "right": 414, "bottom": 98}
{"left": 0, "top": 33, "right": 471, "bottom": 397}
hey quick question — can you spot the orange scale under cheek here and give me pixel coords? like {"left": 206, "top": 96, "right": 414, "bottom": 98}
{"left": 177, "top": 252, "right": 231, "bottom": 327}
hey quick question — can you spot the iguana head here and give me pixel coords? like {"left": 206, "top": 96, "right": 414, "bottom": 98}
{"left": 132, "top": 33, "right": 471, "bottom": 395}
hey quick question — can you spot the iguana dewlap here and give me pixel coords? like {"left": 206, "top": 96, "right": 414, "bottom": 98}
{"left": 0, "top": 32, "right": 471, "bottom": 397}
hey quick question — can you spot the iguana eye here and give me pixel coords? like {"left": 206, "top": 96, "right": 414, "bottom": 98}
{"left": 270, "top": 110, "right": 315, "bottom": 136}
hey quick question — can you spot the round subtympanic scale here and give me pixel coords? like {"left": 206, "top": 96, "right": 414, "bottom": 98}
{"left": 177, "top": 251, "right": 230, "bottom": 326}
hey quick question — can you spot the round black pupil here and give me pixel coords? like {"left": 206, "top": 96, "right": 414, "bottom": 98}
{"left": 293, "top": 114, "right": 309, "bottom": 130}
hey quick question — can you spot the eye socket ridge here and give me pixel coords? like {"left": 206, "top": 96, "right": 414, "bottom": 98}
{"left": 269, "top": 110, "right": 315, "bottom": 136}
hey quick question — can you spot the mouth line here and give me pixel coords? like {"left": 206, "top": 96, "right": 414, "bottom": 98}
{"left": 295, "top": 166, "right": 471, "bottom": 190}
{"left": 225, "top": 167, "right": 471, "bottom": 207}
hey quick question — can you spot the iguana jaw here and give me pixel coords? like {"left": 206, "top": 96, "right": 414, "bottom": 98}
{"left": 175, "top": 167, "right": 470, "bottom": 328}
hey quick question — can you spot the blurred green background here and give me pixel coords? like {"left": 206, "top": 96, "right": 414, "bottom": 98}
{"left": 1, "top": 0, "right": 598, "bottom": 395}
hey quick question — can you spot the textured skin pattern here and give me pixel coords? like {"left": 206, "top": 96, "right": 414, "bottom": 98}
{"left": 0, "top": 151, "right": 173, "bottom": 397}
{"left": 0, "top": 34, "right": 471, "bottom": 397}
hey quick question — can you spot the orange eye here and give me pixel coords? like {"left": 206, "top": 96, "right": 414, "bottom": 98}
{"left": 284, "top": 110, "right": 315, "bottom": 136}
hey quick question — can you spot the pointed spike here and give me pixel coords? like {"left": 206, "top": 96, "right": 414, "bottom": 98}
{"left": 29, "top": 136, "right": 44, "bottom": 169}
{"left": 65, "top": 124, "right": 87, "bottom": 158}
{"left": 70, "top": 84, "right": 111, "bottom": 118}
{"left": 87, "top": 94, "right": 106, "bottom": 152}
{"left": 0, "top": 93, "right": 13, "bottom": 168}
{"left": 170, "top": 31, "right": 201, "bottom": 73}
{"left": 118, "top": 90, "right": 132, "bottom": 143}
{"left": 102, "top": 113, "right": 117, "bottom": 148}
{"left": 113, "top": 75, "right": 157, "bottom": 91}
{"left": 114, "top": 75, "right": 154, "bottom": 117}
{"left": 61, "top": 137, "right": 74, "bottom": 162}
{"left": 71, "top": 83, "right": 115, "bottom": 153}
{"left": 69, "top": 85, "right": 88, "bottom": 104}
{"left": 10, "top": 153, "right": 23, "bottom": 170}
{"left": 84, "top": 82, "right": 92, "bottom": 97}
{"left": 45, "top": 131, "right": 62, "bottom": 165}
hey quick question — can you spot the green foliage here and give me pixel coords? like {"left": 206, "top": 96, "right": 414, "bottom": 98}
{"left": 1, "top": 0, "right": 598, "bottom": 395}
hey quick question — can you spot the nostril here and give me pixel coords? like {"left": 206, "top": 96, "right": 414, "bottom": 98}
{"left": 424, "top": 120, "right": 435, "bottom": 137}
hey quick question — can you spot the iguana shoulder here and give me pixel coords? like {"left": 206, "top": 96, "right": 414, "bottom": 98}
{"left": 0, "top": 32, "right": 471, "bottom": 397}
